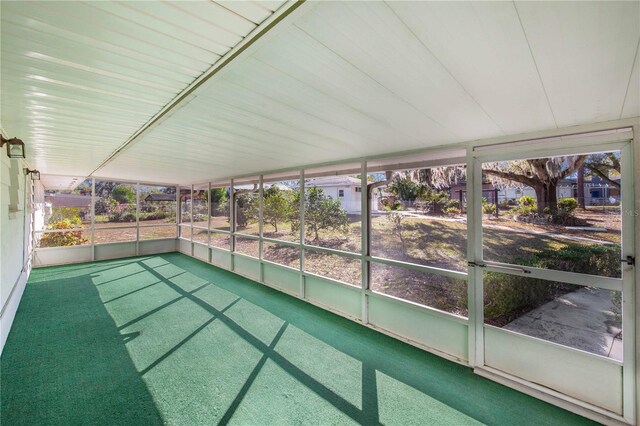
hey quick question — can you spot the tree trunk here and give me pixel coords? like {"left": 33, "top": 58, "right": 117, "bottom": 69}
{"left": 577, "top": 165, "right": 585, "bottom": 209}
{"left": 534, "top": 183, "right": 558, "bottom": 213}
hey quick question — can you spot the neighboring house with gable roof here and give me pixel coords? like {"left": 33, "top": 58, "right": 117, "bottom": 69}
{"left": 305, "top": 176, "right": 379, "bottom": 214}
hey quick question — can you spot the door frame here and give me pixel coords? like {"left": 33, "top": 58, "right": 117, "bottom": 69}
{"left": 466, "top": 130, "right": 636, "bottom": 424}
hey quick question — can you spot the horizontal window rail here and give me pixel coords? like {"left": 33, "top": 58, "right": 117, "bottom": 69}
{"left": 36, "top": 228, "right": 87, "bottom": 234}
{"left": 478, "top": 261, "right": 623, "bottom": 291}
{"left": 369, "top": 256, "right": 468, "bottom": 280}
{"left": 138, "top": 223, "right": 176, "bottom": 228}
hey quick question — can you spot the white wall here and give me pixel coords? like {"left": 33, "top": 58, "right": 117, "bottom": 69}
{"left": 0, "top": 147, "right": 43, "bottom": 354}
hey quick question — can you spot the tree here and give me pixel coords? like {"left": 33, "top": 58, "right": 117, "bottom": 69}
{"left": 386, "top": 210, "right": 407, "bottom": 256}
{"left": 111, "top": 185, "right": 135, "bottom": 204}
{"left": 94, "top": 197, "right": 117, "bottom": 215}
{"left": 209, "top": 187, "right": 227, "bottom": 214}
{"left": 577, "top": 164, "right": 585, "bottom": 209}
{"left": 263, "top": 186, "right": 291, "bottom": 233}
{"left": 388, "top": 175, "right": 424, "bottom": 201}
{"left": 584, "top": 152, "right": 620, "bottom": 188}
{"left": 482, "top": 156, "right": 587, "bottom": 213}
{"left": 234, "top": 192, "right": 258, "bottom": 229}
{"left": 290, "top": 187, "right": 349, "bottom": 241}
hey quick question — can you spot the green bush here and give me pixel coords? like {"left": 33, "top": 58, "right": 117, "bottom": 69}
{"left": 443, "top": 206, "right": 461, "bottom": 216}
{"left": 557, "top": 197, "right": 578, "bottom": 213}
{"left": 111, "top": 185, "right": 135, "bottom": 204}
{"left": 39, "top": 218, "right": 87, "bottom": 247}
{"left": 444, "top": 199, "right": 460, "bottom": 209}
{"left": 484, "top": 244, "right": 621, "bottom": 324}
{"left": 519, "top": 195, "right": 536, "bottom": 207}
{"left": 139, "top": 211, "right": 169, "bottom": 221}
{"left": 94, "top": 198, "right": 117, "bottom": 215}
{"left": 108, "top": 210, "right": 135, "bottom": 223}
{"left": 550, "top": 197, "right": 580, "bottom": 224}
{"left": 482, "top": 203, "right": 496, "bottom": 215}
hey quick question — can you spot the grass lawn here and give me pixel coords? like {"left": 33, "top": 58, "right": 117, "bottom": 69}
{"left": 39, "top": 207, "right": 620, "bottom": 320}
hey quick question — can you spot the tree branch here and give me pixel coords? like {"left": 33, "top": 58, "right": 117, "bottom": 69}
{"left": 586, "top": 166, "right": 621, "bottom": 188}
{"left": 558, "top": 155, "right": 587, "bottom": 180}
{"left": 481, "top": 168, "right": 538, "bottom": 188}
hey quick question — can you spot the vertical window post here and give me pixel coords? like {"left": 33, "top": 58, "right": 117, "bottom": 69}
{"left": 467, "top": 147, "right": 484, "bottom": 368}
{"left": 135, "top": 182, "right": 140, "bottom": 256}
{"left": 259, "top": 175, "right": 264, "bottom": 282}
{"left": 175, "top": 185, "right": 180, "bottom": 238}
{"left": 230, "top": 179, "right": 235, "bottom": 271}
{"left": 207, "top": 182, "right": 212, "bottom": 260}
{"left": 190, "top": 185, "right": 194, "bottom": 256}
{"left": 360, "top": 160, "right": 369, "bottom": 323}
{"left": 91, "top": 178, "right": 95, "bottom": 261}
{"left": 299, "top": 169, "right": 305, "bottom": 298}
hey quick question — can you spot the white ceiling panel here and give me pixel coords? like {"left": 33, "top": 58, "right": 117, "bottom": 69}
{"left": 3, "top": 1, "right": 638, "bottom": 187}
{"left": 621, "top": 41, "right": 640, "bottom": 119}
{"left": 386, "top": 1, "right": 556, "bottom": 134}
{"left": 294, "top": 1, "right": 503, "bottom": 141}
{"left": 1, "top": 0, "right": 288, "bottom": 186}
{"left": 515, "top": 1, "right": 640, "bottom": 127}
{"left": 40, "top": 174, "right": 85, "bottom": 191}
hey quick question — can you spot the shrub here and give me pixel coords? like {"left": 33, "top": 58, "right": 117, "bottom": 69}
{"left": 108, "top": 206, "right": 135, "bottom": 223}
{"left": 111, "top": 185, "right": 135, "bottom": 204}
{"left": 443, "top": 206, "right": 461, "bottom": 216}
{"left": 193, "top": 213, "right": 207, "bottom": 222}
{"left": 139, "top": 211, "right": 169, "bottom": 221}
{"left": 557, "top": 197, "right": 578, "bottom": 213}
{"left": 95, "top": 197, "right": 117, "bottom": 215}
{"left": 511, "top": 195, "right": 538, "bottom": 216}
{"left": 39, "top": 218, "right": 87, "bottom": 247}
{"left": 518, "top": 195, "right": 536, "bottom": 207}
{"left": 419, "top": 191, "right": 455, "bottom": 215}
{"left": 484, "top": 271, "right": 573, "bottom": 323}
{"left": 550, "top": 197, "right": 580, "bottom": 225}
{"left": 482, "top": 203, "right": 496, "bottom": 215}
{"left": 444, "top": 199, "right": 460, "bottom": 209}
{"left": 484, "top": 244, "right": 621, "bottom": 325}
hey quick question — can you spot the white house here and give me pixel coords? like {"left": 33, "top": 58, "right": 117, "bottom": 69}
{"left": 495, "top": 176, "right": 621, "bottom": 206}
{"left": 305, "top": 176, "right": 379, "bottom": 214}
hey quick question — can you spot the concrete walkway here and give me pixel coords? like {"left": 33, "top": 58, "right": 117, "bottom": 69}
{"left": 504, "top": 287, "right": 622, "bottom": 360}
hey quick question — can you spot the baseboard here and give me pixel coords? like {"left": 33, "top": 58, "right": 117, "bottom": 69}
{"left": 474, "top": 366, "right": 631, "bottom": 425}
{"left": 0, "top": 268, "right": 29, "bottom": 355}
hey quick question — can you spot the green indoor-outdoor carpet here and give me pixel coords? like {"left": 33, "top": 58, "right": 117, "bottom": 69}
{"left": 1, "top": 252, "right": 596, "bottom": 425}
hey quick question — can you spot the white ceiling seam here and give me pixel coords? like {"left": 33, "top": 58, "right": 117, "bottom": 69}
{"left": 89, "top": 0, "right": 307, "bottom": 177}
{"left": 246, "top": 30, "right": 452, "bottom": 145}
{"left": 620, "top": 37, "right": 640, "bottom": 119}
{"left": 3, "top": 1, "right": 640, "bottom": 186}
{"left": 0, "top": 0, "right": 292, "bottom": 183}
{"left": 292, "top": 2, "right": 502, "bottom": 141}
{"left": 383, "top": 1, "right": 506, "bottom": 135}
{"left": 105, "top": 0, "right": 636, "bottom": 185}
{"left": 514, "top": 1, "right": 639, "bottom": 127}
{"left": 511, "top": 0, "right": 558, "bottom": 128}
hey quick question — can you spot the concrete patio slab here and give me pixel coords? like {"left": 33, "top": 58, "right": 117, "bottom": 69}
{"left": 504, "top": 287, "right": 622, "bottom": 361}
